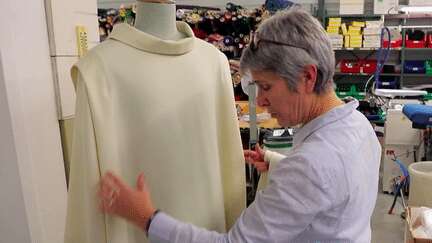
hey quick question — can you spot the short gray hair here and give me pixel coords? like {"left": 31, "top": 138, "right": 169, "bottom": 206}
{"left": 240, "top": 8, "right": 335, "bottom": 94}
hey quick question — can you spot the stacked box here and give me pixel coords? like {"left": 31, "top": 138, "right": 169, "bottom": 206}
{"left": 343, "top": 21, "right": 365, "bottom": 48}
{"left": 363, "top": 35, "right": 381, "bottom": 48}
{"left": 344, "top": 35, "right": 350, "bottom": 47}
{"left": 341, "top": 23, "right": 348, "bottom": 35}
{"left": 329, "top": 34, "right": 344, "bottom": 49}
{"left": 327, "top": 26, "right": 340, "bottom": 34}
{"left": 327, "top": 18, "right": 343, "bottom": 48}
{"left": 363, "top": 20, "right": 384, "bottom": 48}
{"left": 328, "top": 18, "right": 342, "bottom": 26}
{"left": 327, "top": 17, "right": 341, "bottom": 34}
{"left": 349, "top": 34, "right": 363, "bottom": 47}
{"left": 352, "top": 21, "right": 365, "bottom": 27}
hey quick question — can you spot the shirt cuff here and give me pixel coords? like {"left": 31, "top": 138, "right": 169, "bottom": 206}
{"left": 148, "top": 212, "right": 178, "bottom": 242}
{"left": 264, "top": 150, "right": 286, "bottom": 164}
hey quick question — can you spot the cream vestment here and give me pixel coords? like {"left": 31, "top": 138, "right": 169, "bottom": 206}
{"left": 64, "top": 22, "right": 246, "bottom": 243}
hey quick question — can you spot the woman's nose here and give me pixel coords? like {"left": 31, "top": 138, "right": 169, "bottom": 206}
{"left": 256, "top": 92, "right": 270, "bottom": 107}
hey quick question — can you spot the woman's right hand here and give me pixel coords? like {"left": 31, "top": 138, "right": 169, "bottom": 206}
{"left": 244, "top": 144, "right": 269, "bottom": 172}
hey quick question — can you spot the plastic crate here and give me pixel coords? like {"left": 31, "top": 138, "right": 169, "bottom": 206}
{"left": 361, "top": 60, "right": 377, "bottom": 74}
{"left": 406, "top": 30, "right": 427, "bottom": 48}
{"left": 426, "top": 60, "right": 432, "bottom": 75}
{"left": 383, "top": 39, "right": 402, "bottom": 48}
{"left": 376, "top": 77, "right": 398, "bottom": 89}
{"left": 404, "top": 60, "right": 426, "bottom": 74}
{"left": 341, "top": 60, "right": 361, "bottom": 73}
{"left": 336, "top": 84, "right": 365, "bottom": 100}
{"left": 427, "top": 33, "right": 432, "bottom": 48}
{"left": 406, "top": 39, "right": 426, "bottom": 48}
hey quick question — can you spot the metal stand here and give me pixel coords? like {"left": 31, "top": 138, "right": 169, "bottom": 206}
{"left": 247, "top": 83, "right": 258, "bottom": 204}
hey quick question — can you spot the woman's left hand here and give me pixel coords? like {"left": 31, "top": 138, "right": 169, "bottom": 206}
{"left": 98, "top": 171, "right": 156, "bottom": 230}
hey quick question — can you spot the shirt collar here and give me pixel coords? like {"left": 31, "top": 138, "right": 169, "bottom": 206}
{"left": 293, "top": 100, "right": 359, "bottom": 146}
{"left": 108, "top": 22, "right": 195, "bottom": 55}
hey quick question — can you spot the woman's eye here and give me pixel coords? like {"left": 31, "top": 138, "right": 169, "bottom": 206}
{"left": 259, "top": 84, "right": 271, "bottom": 91}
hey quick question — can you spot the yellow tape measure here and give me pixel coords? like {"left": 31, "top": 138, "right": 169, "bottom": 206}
{"left": 76, "top": 26, "right": 88, "bottom": 57}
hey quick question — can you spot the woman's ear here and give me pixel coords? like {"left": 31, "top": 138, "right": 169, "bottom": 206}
{"left": 302, "top": 65, "right": 318, "bottom": 94}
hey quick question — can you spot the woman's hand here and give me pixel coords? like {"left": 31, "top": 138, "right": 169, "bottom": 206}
{"left": 229, "top": 59, "right": 241, "bottom": 72}
{"left": 244, "top": 144, "right": 269, "bottom": 172}
{"left": 98, "top": 171, "right": 156, "bottom": 230}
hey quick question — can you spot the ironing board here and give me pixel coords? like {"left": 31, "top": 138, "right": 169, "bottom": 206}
{"left": 403, "top": 104, "right": 432, "bottom": 127}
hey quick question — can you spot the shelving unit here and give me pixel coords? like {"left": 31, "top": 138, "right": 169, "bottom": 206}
{"left": 327, "top": 13, "right": 432, "bottom": 94}
{"left": 335, "top": 72, "right": 432, "bottom": 77}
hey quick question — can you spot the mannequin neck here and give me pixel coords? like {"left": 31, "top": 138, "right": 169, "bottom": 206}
{"left": 134, "top": 1, "right": 185, "bottom": 40}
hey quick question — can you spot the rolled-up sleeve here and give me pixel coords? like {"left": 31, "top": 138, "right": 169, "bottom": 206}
{"left": 148, "top": 152, "right": 332, "bottom": 243}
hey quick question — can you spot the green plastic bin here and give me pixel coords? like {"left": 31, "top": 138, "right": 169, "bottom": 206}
{"left": 426, "top": 60, "right": 432, "bottom": 75}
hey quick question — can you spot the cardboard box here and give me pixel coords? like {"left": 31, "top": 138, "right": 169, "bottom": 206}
{"left": 352, "top": 21, "right": 365, "bottom": 27}
{"left": 344, "top": 35, "right": 350, "bottom": 47}
{"left": 349, "top": 26, "right": 362, "bottom": 31}
{"left": 341, "top": 23, "right": 348, "bottom": 35}
{"left": 329, "top": 17, "right": 342, "bottom": 25}
{"left": 364, "top": 28, "right": 382, "bottom": 35}
{"left": 349, "top": 35, "right": 363, "bottom": 41}
{"left": 327, "top": 26, "right": 339, "bottom": 34}
{"left": 366, "top": 20, "right": 384, "bottom": 27}
{"left": 328, "top": 34, "right": 343, "bottom": 39}
{"left": 406, "top": 207, "right": 432, "bottom": 243}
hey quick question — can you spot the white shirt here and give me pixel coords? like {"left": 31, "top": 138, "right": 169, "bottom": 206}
{"left": 149, "top": 100, "right": 381, "bottom": 243}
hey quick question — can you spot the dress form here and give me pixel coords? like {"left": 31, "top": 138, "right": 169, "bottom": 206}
{"left": 135, "top": 0, "right": 185, "bottom": 40}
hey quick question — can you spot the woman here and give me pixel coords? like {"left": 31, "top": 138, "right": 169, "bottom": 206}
{"left": 98, "top": 8, "right": 381, "bottom": 242}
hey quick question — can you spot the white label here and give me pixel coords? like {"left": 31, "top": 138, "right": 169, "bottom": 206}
{"left": 273, "top": 129, "right": 285, "bottom": 137}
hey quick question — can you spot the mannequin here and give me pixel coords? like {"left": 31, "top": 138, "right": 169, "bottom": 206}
{"left": 134, "top": 0, "right": 186, "bottom": 40}
{"left": 64, "top": 1, "right": 246, "bottom": 243}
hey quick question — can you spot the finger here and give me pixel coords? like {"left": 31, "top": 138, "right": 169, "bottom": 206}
{"left": 99, "top": 180, "right": 114, "bottom": 198}
{"left": 229, "top": 60, "right": 240, "bottom": 68}
{"left": 136, "top": 172, "right": 145, "bottom": 191}
{"left": 244, "top": 151, "right": 261, "bottom": 161}
{"left": 254, "top": 161, "right": 267, "bottom": 168}
{"left": 106, "top": 171, "right": 128, "bottom": 189}
{"left": 255, "top": 163, "right": 268, "bottom": 171}
{"left": 255, "top": 144, "right": 264, "bottom": 155}
{"left": 254, "top": 162, "right": 265, "bottom": 168}
{"left": 245, "top": 159, "right": 254, "bottom": 165}
{"left": 256, "top": 163, "right": 269, "bottom": 172}
{"left": 244, "top": 150, "right": 256, "bottom": 157}
{"left": 257, "top": 167, "right": 268, "bottom": 173}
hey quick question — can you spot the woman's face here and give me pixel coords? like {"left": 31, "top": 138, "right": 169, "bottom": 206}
{"left": 251, "top": 70, "right": 310, "bottom": 127}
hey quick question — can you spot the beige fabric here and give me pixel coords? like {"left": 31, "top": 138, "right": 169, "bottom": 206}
{"left": 64, "top": 22, "right": 246, "bottom": 243}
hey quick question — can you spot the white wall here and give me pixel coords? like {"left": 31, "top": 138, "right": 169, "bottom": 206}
{"left": 0, "top": 50, "right": 32, "bottom": 243}
{"left": 0, "top": 0, "right": 67, "bottom": 242}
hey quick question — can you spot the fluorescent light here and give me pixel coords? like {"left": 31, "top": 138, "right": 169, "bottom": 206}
{"left": 399, "top": 5, "right": 432, "bottom": 13}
